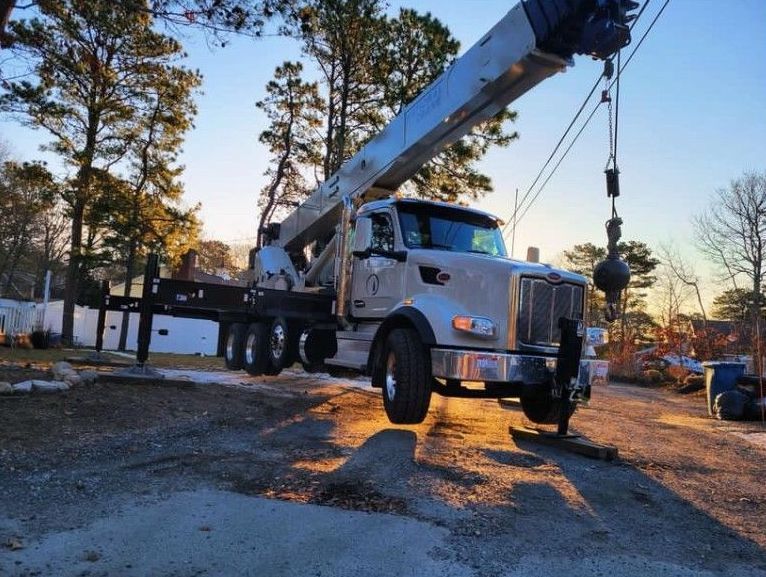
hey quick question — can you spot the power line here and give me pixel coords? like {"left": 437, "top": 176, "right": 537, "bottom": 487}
{"left": 502, "top": 74, "right": 603, "bottom": 235}
{"left": 502, "top": 0, "right": 652, "bottom": 236}
{"left": 504, "top": 0, "right": 668, "bottom": 235}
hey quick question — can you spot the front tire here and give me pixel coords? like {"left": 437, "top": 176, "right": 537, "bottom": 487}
{"left": 520, "top": 391, "right": 577, "bottom": 425}
{"left": 224, "top": 323, "right": 246, "bottom": 370}
{"left": 376, "top": 328, "right": 432, "bottom": 424}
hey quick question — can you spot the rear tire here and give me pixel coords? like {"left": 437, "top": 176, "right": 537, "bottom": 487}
{"left": 376, "top": 328, "right": 432, "bottom": 424}
{"left": 520, "top": 391, "right": 577, "bottom": 425}
{"left": 224, "top": 323, "right": 246, "bottom": 370}
{"left": 268, "top": 317, "right": 293, "bottom": 372}
{"left": 243, "top": 322, "right": 271, "bottom": 376}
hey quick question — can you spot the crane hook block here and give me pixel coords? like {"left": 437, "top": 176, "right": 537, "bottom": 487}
{"left": 605, "top": 168, "right": 620, "bottom": 197}
{"left": 593, "top": 216, "right": 631, "bottom": 322}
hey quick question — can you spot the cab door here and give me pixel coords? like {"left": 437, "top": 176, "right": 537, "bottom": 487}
{"left": 350, "top": 211, "right": 406, "bottom": 319}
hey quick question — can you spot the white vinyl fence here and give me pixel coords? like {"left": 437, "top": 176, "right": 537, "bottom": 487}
{"left": 0, "top": 298, "right": 44, "bottom": 335}
{"left": 38, "top": 300, "right": 219, "bottom": 355}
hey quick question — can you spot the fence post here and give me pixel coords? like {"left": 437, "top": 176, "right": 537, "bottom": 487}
{"left": 95, "top": 280, "right": 109, "bottom": 354}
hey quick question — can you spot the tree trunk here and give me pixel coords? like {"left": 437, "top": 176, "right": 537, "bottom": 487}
{"left": 118, "top": 241, "right": 137, "bottom": 351}
{"left": 0, "top": 0, "right": 14, "bottom": 48}
{"left": 62, "top": 199, "right": 85, "bottom": 345}
{"left": 752, "top": 275, "right": 762, "bottom": 376}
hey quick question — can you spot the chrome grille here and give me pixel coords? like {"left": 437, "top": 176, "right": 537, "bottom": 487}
{"left": 517, "top": 278, "right": 584, "bottom": 346}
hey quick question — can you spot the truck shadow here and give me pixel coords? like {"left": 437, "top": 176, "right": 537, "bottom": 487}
{"left": 100, "top": 381, "right": 766, "bottom": 574}
{"left": 266, "top": 392, "right": 766, "bottom": 574}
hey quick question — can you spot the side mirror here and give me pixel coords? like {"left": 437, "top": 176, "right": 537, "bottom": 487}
{"left": 352, "top": 216, "right": 372, "bottom": 258}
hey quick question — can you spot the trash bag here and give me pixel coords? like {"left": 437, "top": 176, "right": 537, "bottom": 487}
{"left": 735, "top": 375, "right": 764, "bottom": 397}
{"left": 713, "top": 390, "right": 749, "bottom": 420}
{"left": 745, "top": 397, "right": 766, "bottom": 420}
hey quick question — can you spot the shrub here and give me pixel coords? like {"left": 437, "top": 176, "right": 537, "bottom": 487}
{"left": 665, "top": 365, "right": 690, "bottom": 383}
{"left": 640, "top": 369, "right": 663, "bottom": 384}
{"left": 683, "top": 374, "right": 705, "bottom": 387}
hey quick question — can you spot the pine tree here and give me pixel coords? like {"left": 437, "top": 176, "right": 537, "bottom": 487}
{"left": 2, "top": 1, "right": 199, "bottom": 343}
{"left": 255, "top": 61, "right": 322, "bottom": 246}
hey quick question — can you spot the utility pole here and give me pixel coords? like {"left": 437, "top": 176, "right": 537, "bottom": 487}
{"left": 511, "top": 187, "right": 518, "bottom": 258}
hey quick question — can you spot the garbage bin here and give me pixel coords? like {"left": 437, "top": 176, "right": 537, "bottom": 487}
{"left": 703, "top": 362, "right": 746, "bottom": 416}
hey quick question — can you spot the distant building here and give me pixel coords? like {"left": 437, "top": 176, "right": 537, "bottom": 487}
{"left": 109, "top": 250, "right": 245, "bottom": 297}
{"left": 688, "top": 318, "right": 748, "bottom": 356}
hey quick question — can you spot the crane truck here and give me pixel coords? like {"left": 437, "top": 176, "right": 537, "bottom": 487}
{"left": 99, "top": 0, "right": 637, "bottom": 432}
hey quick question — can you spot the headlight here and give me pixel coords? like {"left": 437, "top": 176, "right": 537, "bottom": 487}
{"left": 452, "top": 316, "right": 497, "bottom": 339}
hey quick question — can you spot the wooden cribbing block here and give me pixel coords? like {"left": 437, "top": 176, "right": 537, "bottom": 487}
{"left": 509, "top": 426, "right": 618, "bottom": 461}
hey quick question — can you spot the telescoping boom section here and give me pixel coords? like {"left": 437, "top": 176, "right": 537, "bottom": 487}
{"left": 274, "top": 0, "right": 636, "bottom": 252}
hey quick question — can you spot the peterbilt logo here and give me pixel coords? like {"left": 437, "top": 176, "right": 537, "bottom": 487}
{"left": 366, "top": 274, "right": 380, "bottom": 295}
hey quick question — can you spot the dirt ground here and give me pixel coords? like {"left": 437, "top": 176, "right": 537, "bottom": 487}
{"left": 1, "top": 350, "right": 765, "bottom": 576}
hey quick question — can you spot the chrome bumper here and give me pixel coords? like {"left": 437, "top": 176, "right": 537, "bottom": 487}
{"left": 430, "top": 348, "right": 557, "bottom": 383}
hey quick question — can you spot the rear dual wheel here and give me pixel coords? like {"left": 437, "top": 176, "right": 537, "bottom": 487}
{"left": 268, "top": 317, "right": 293, "bottom": 371}
{"left": 239, "top": 318, "right": 295, "bottom": 376}
{"left": 243, "top": 322, "right": 273, "bottom": 376}
{"left": 224, "top": 323, "right": 246, "bottom": 370}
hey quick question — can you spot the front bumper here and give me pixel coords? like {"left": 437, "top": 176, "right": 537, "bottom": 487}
{"left": 430, "top": 348, "right": 557, "bottom": 383}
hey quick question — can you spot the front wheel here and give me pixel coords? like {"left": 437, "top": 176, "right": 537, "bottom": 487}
{"left": 375, "top": 328, "right": 432, "bottom": 424}
{"left": 520, "top": 391, "right": 577, "bottom": 425}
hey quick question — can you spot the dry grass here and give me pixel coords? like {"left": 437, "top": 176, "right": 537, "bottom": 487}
{"left": 0, "top": 347, "right": 225, "bottom": 370}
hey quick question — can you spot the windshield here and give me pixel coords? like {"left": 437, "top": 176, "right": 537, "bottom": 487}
{"left": 397, "top": 204, "right": 507, "bottom": 257}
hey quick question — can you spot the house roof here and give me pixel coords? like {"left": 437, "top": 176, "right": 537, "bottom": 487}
{"left": 111, "top": 267, "right": 244, "bottom": 298}
{"left": 689, "top": 319, "right": 737, "bottom": 336}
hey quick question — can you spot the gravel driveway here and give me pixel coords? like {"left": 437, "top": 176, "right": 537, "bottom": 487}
{"left": 1, "top": 364, "right": 765, "bottom": 576}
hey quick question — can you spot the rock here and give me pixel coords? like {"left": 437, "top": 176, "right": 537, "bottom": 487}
{"left": 0, "top": 382, "right": 13, "bottom": 395}
{"left": 30, "top": 380, "right": 70, "bottom": 393}
{"left": 63, "top": 374, "right": 82, "bottom": 387}
{"left": 4, "top": 536, "right": 24, "bottom": 551}
{"left": 83, "top": 550, "right": 100, "bottom": 562}
{"left": 11, "top": 381, "right": 33, "bottom": 394}
{"left": 51, "top": 361, "right": 74, "bottom": 381}
{"left": 79, "top": 370, "right": 98, "bottom": 385}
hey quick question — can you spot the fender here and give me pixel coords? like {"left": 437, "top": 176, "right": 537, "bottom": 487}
{"left": 378, "top": 306, "right": 436, "bottom": 345}
{"left": 367, "top": 307, "right": 436, "bottom": 377}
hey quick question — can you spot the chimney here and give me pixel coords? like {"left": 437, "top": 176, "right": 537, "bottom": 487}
{"left": 526, "top": 246, "right": 540, "bottom": 263}
{"left": 174, "top": 249, "right": 198, "bottom": 281}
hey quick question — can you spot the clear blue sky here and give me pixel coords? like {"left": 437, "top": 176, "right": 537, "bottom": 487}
{"left": 3, "top": 0, "right": 766, "bottom": 304}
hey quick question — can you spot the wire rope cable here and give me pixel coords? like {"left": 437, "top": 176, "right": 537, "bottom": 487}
{"left": 503, "top": 0, "right": 670, "bottom": 235}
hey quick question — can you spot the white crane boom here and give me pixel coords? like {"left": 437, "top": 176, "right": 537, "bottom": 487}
{"left": 272, "top": 0, "right": 636, "bottom": 253}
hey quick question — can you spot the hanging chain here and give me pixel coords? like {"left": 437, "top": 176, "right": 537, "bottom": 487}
{"left": 604, "top": 79, "right": 615, "bottom": 173}
{"left": 597, "top": 53, "right": 629, "bottom": 323}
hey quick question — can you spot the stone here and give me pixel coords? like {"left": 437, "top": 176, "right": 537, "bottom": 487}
{"left": 11, "top": 381, "right": 33, "bottom": 393}
{"left": 79, "top": 370, "right": 98, "bottom": 385}
{"left": 31, "top": 380, "right": 70, "bottom": 393}
{"left": 0, "top": 382, "right": 13, "bottom": 395}
{"left": 64, "top": 374, "right": 82, "bottom": 387}
{"left": 51, "top": 361, "right": 74, "bottom": 381}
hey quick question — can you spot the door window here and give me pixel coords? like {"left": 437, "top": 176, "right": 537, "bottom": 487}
{"left": 370, "top": 213, "right": 394, "bottom": 253}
